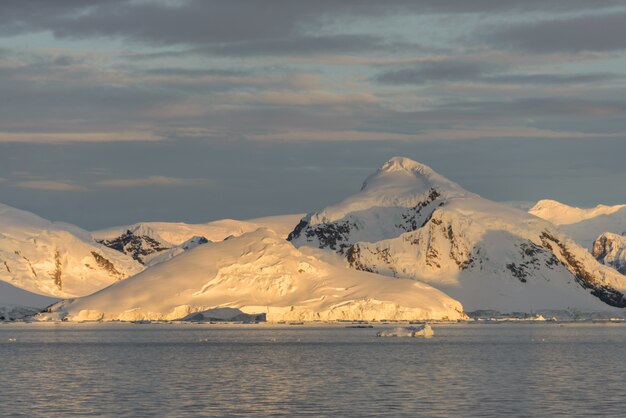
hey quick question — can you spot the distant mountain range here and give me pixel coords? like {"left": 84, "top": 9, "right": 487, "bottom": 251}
{"left": 2, "top": 157, "right": 626, "bottom": 321}
{"left": 529, "top": 200, "right": 626, "bottom": 276}
{"left": 529, "top": 199, "right": 626, "bottom": 249}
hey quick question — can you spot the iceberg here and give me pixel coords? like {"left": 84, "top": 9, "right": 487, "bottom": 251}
{"left": 376, "top": 324, "right": 434, "bottom": 338}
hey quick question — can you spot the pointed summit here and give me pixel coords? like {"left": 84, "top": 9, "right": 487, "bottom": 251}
{"left": 289, "top": 157, "right": 472, "bottom": 250}
{"left": 361, "top": 157, "right": 469, "bottom": 197}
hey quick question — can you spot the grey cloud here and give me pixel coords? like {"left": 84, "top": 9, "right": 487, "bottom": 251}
{"left": 376, "top": 61, "right": 498, "bottom": 84}
{"left": 141, "top": 68, "right": 251, "bottom": 77}
{"left": 377, "top": 61, "right": 621, "bottom": 85}
{"left": 2, "top": 1, "right": 625, "bottom": 53}
{"left": 196, "top": 34, "right": 392, "bottom": 56}
{"left": 438, "top": 98, "right": 626, "bottom": 118}
{"left": 487, "top": 73, "right": 623, "bottom": 85}
{"left": 484, "top": 12, "right": 626, "bottom": 52}
{"left": 353, "top": 97, "right": 626, "bottom": 136}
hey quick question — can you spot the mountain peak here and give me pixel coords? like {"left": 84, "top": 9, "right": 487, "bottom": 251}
{"left": 530, "top": 199, "right": 626, "bottom": 225}
{"left": 291, "top": 157, "right": 473, "bottom": 246}
{"left": 360, "top": 156, "right": 469, "bottom": 198}
{"left": 378, "top": 156, "right": 435, "bottom": 175}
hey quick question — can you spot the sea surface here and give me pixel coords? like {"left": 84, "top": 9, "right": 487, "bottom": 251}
{"left": 1, "top": 322, "right": 625, "bottom": 417}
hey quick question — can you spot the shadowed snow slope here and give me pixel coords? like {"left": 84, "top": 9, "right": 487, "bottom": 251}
{"left": 0, "top": 203, "right": 143, "bottom": 298}
{"left": 289, "top": 157, "right": 626, "bottom": 313}
{"left": 529, "top": 200, "right": 626, "bottom": 249}
{"left": 0, "top": 280, "right": 59, "bottom": 320}
{"left": 40, "top": 228, "right": 465, "bottom": 322}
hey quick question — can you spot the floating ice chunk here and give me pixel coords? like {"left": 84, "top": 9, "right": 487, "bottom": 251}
{"left": 376, "top": 324, "right": 434, "bottom": 338}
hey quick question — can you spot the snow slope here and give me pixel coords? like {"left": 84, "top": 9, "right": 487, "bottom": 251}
{"left": 529, "top": 200, "right": 626, "bottom": 249}
{"left": 0, "top": 203, "right": 143, "bottom": 298}
{"left": 592, "top": 232, "right": 626, "bottom": 275}
{"left": 0, "top": 280, "right": 59, "bottom": 320}
{"left": 94, "top": 214, "right": 303, "bottom": 245}
{"left": 529, "top": 199, "right": 626, "bottom": 225}
{"left": 93, "top": 214, "right": 303, "bottom": 266}
{"left": 289, "top": 157, "right": 626, "bottom": 313}
{"left": 40, "top": 229, "right": 465, "bottom": 322}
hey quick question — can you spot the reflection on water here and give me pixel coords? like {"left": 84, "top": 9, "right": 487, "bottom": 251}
{"left": 1, "top": 323, "right": 624, "bottom": 417}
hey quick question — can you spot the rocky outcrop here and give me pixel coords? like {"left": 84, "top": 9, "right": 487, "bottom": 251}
{"left": 592, "top": 232, "right": 626, "bottom": 275}
{"left": 97, "top": 229, "right": 170, "bottom": 264}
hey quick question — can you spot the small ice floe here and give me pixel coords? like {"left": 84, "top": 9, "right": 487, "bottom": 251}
{"left": 8, "top": 338, "right": 16, "bottom": 342}
{"left": 376, "top": 324, "right": 434, "bottom": 338}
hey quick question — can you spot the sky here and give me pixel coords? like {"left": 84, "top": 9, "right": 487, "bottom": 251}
{"left": 1, "top": 0, "right": 626, "bottom": 229}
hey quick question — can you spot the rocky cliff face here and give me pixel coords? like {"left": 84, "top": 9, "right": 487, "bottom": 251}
{"left": 97, "top": 227, "right": 171, "bottom": 264}
{"left": 592, "top": 232, "right": 626, "bottom": 275}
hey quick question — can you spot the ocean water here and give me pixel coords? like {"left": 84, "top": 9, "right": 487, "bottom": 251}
{"left": 0, "top": 322, "right": 624, "bottom": 417}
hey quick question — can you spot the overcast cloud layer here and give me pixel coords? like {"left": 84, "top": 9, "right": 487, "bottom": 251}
{"left": 1, "top": 1, "right": 625, "bottom": 228}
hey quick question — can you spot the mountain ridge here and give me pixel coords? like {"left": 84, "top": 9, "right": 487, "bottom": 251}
{"left": 289, "top": 157, "right": 626, "bottom": 313}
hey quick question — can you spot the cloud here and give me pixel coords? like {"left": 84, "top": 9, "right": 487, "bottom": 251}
{"left": 195, "top": 34, "right": 398, "bottom": 57}
{"left": 3, "top": 1, "right": 623, "bottom": 54}
{"left": 0, "top": 131, "right": 161, "bottom": 143}
{"left": 96, "top": 176, "right": 210, "bottom": 188}
{"left": 484, "top": 12, "right": 626, "bottom": 52}
{"left": 248, "top": 126, "right": 624, "bottom": 142}
{"left": 486, "top": 73, "right": 623, "bottom": 85}
{"left": 376, "top": 60, "right": 621, "bottom": 85}
{"left": 15, "top": 180, "right": 87, "bottom": 191}
{"left": 249, "top": 130, "right": 417, "bottom": 141}
{"left": 376, "top": 61, "right": 498, "bottom": 84}
{"left": 215, "top": 90, "right": 377, "bottom": 106}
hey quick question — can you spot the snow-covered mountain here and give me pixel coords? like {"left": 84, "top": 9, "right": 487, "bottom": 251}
{"left": 529, "top": 199, "right": 626, "bottom": 225}
{"left": 93, "top": 214, "right": 302, "bottom": 266}
{"left": 0, "top": 203, "right": 143, "bottom": 298}
{"left": 95, "top": 224, "right": 209, "bottom": 267}
{"left": 0, "top": 280, "right": 58, "bottom": 320}
{"left": 529, "top": 200, "right": 626, "bottom": 249}
{"left": 289, "top": 157, "right": 626, "bottom": 313}
{"left": 40, "top": 228, "right": 465, "bottom": 322}
{"left": 592, "top": 232, "right": 626, "bottom": 275}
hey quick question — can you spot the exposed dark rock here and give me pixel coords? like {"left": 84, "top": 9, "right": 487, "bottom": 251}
{"left": 506, "top": 263, "right": 528, "bottom": 282}
{"left": 346, "top": 245, "right": 376, "bottom": 273}
{"left": 541, "top": 231, "right": 626, "bottom": 308}
{"left": 287, "top": 220, "right": 309, "bottom": 242}
{"left": 52, "top": 250, "right": 62, "bottom": 290}
{"left": 91, "top": 252, "right": 122, "bottom": 278}
{"left": 592, "top": 233, "right": 626, "bottom": 274}
{"left": 98, "top": 229, "right": 170, "bottom": 264}
{"left": 290, "top": 220, "right": 355, "bottom": 253}
{"left": 399, "top": 188, "right": 442, "bottom": 231}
